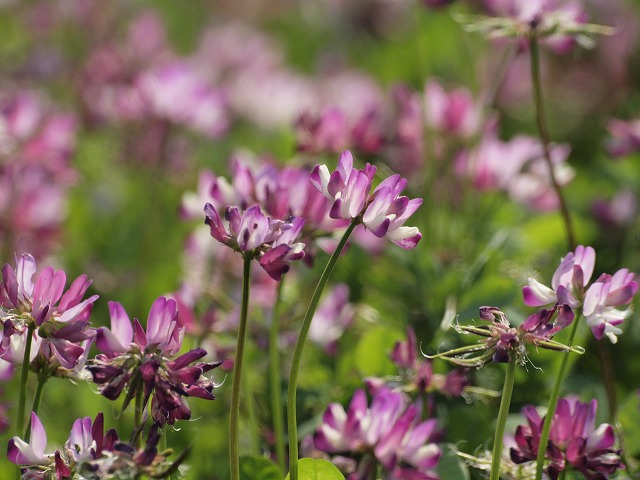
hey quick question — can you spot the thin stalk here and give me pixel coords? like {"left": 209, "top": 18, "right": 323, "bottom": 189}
{"left": 134, "top": 381, "right": 144, "bottom": 449}
{"left": 230, "top": 257, "right": 252, "bottom": 480}
{"left": 25, "top": 373, "right": 49, "bottom": 441}
{"left": 529, "top": 32, "right": 576, "bottom": 251}
{"left": 287, "top": 221, "right": 358, "bottom": 480}
{"left": 535, "top": 315, "right": 581, "bottom": 480}
{"left": 558, "top": 468, "right": 567, "bottom": 480}
{"left": 489, "top": 359, "right": 517, "bottom": 480}
{"left": 269, "top": 279, "right": 286, "bottom": 474}
{"left": 244, "top": 367, "right": 259, "bottom": 456}
{"left": 17, "top": 325, "right": 34, "bottom": 437}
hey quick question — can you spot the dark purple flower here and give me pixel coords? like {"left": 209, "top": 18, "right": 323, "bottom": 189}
{"left": 510, "top": 397, "right": 623, "bottom": 479}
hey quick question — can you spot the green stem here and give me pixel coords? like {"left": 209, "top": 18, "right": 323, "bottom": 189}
{"left": 489, "top": 359, "right": 517, "bottom": 480}
{"left": 558, "top": 468, "right": 567, "bottom": 480}
{"left": 287, "top": 221, "right": 358, "bottom": 480}
{"left": 270, "top": 279, "right": 286, "bottom": 474}
{"left": 230, "top": 257, "right": 252, "bottom": 480}
{"left": 535, "top": 316, "right": 581, "bottom": 480}
{"left": 24, "top": 373, "right": 49, "bottom": 441}
{"left": 17, "top": 325, "right": 34, "bottom": 437}
{"left": 244, "top": 365, "right": 259, "bottom": 456}
{"left": 529, "top": 32, "right": 576, "bottom": 252}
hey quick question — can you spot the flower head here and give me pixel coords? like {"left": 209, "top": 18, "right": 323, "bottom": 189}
{"left": 428, "top": 304, "right": 579, "bottom": 367}
{"left": 314, "top": 388, "right": 441, "bottom": 480}
{"left": 89, "top": 297, "right": 222, "bottom": 425}
{"left": 204, "top": 203, "right": 305, "bottom": 280}
{"left": 510, "top": 397, "right": 624, "bottom": 479}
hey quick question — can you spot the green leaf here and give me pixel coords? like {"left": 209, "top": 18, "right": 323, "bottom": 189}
{"left": 239, "top": 455, "right": 282, "bottom": 480}
{"left": 436, "top": 444, "right": 470, "bottom": 480}
{"left": 618, "top": 391, "right": 640, "bottom": 457}
{"left": 354, "top": 326, "right": 403, "bottom": 377}
{"left": 284, "top": 458, "right": 345, "bottom": 480}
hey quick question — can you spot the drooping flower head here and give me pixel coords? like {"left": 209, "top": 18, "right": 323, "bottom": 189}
{"left": 204, "top": 203, "right": 305, "bottom": 281}
{"left": 89, "top": 297, "right": 222, "bottom": 425}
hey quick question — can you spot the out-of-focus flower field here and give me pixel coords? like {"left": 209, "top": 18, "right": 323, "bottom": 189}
{"left": 0, "top": 0, "right": 640, "bottom": 479}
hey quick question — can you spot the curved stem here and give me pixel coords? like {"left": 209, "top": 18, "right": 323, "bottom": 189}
{"left": 17, "top": 325, "right": 34, "bottom": 437}
{"left": 287, "top": 221, "right": 358, "bottom": 480}
{"left": 230, "top": 257, "right": 252, "bottom": 480}
{"left": 529, "top": 33, "right": 576, "bottom": 252}
{"left": 489, "top": 359, "right": 517, "bottom": 480}
{"left": 270, "top": 278, "right": 286, "bottom": 474}
{"left": 535, "top": 315, "right": 581, "bottom": 480}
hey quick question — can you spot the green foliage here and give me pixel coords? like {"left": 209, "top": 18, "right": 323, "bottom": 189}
{"left": 436, "top": 444, "right": 470, "bottom": 480}
{"left": 240, "top": 456, "right": 282, "bottom": 480}
{"left": 284, "top": 458, "right": 345, "bottom": 480}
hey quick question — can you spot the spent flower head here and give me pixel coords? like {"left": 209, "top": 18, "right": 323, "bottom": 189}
{"left": 428, "top": 304, "right": 580, "bottom": 368}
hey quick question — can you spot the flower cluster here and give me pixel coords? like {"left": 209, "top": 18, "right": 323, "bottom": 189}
{"left": 88, "top": 297, "right": 221, "bottom": 425}
{"left": 510, "top": 397, "right": 623, "bottom": 479}
{"left": 310, "top": 150, "right": 423, "bottom": 249}
{"left": 204, "top": 203, "right": 306, "bottom": 281}
{"left": 523, "top": 245, "right": 638, "bottom": 343}
{"left": 8, "top": 412, "right": 185, "bottom": 479}
{"left": 314, "top": 387, "right": 441, "bottom": 480}
{"left": 429, "top": 304, "right": 579, "bottom": 367}
{"left": 0, "top": 253, "right": 97, "bottom": 371}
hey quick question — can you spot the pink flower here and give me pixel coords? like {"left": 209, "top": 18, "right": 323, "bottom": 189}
{"left": 204, "top": 203, "right": 305, "bottom": 281}
{"left": 523, "top": 245, "right": 595, "bottom": 308}
{"left": 583, "top": 269, "right": 638, "bottom": 343}
{"left": 424, "top": 80, "right": 481, "bottom": 138}
{"left": 8, "top": 412, "right": 52, "bottom": 467}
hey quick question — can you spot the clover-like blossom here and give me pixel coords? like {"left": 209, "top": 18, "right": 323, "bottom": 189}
{"left": 89, "top": 297, "right": 222, "bottom": 425}
{"left": 204, "top": 203, "right": 305, "bottom": 280}
{"left": 583, "top": 269, "right": 638, "bottom": 343}
{"left": 523, "top": 245, "right": 595, "bottom": 308}
{"left": 311, "top": 150, "right": 423, "bottom": 249}
{"left": 0, "top": 253, "right": 97, "bottom": 369}
{"left": 314, "top": 388, "right": 441, "bottom": 480}
{"left": 522, "top": 246, "right": 638, "bottom": 343}
{"left": 428, "top": 304, "right": 578, "bottom": 368}
{"left": 10, "top": 412, "right": 185, "bottom": 479}
{"left": 310, "top": 150, "right": 376, "bottom": 221}
{"left": 510, "top": 397, "right": 623, "bottom": 480}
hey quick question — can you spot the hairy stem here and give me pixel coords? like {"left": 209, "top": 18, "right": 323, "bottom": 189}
{"left": 529, "top": 32, "right": 576, "bottom": 251}
{"left": 489, "top": 359, "right": 517, "bottom": 480}
{"left": 287, "top": 221, "right": 358, "bottom": 480}
{"left": 270, "top": 278, "right": 286, "bottom": 474}
{"left": 230, "top": 257, "right": 252, "bottom": 480}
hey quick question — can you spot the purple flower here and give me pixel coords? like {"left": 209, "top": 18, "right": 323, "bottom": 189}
{"left": 424, "top": 80, "right": 481, "bottom": 138}
{"left": 308, "top": 283, "right": 355, "bottom": 354}
{"left": 522, "top": 246, "right": 638, "bottom": 343}
{"left": 362, "top": 175, "right": 423, "bottom": 249}
{"left": 8, "top": 412, "right": 51, "bottom": 467}
{"left": 583, "top": 269, "right": 638, "bottom": 343}
{"left": 0, "top": 254, "right": 97, "bottom": 369}
{"left": 204, "top": 203, "right": 305, "bottom": 280}
{"left": 315, "top": 388, "right": 441, "bottom": 480}
{"left": 311, "top": 150, "right": 423, "bottom": 249}
{"left": 606, "top": 118, "right": 640, "bottom": 157}
{"left": 523, "top": 245, "right": 595, "bottom": 308}
{"left": 429, "top": 305, "right": 577, "bottom": 367}
{"left": 310, "top": 150, "right": 376, "bottom": 221}
{"left": 510, "top": 397, "right": 623, "bottom": 479}
{"left": 90, "top": 297, "right": 222, "bottom": 425}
